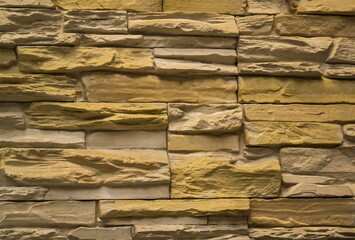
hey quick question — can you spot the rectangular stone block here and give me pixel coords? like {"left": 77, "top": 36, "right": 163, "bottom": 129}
{"left": 327, "top": 38, "right": 355, "bottom": 64}
{"left": 0, "top": 0, "right": 55, "bottom": 8}
{"left": 0, "top": 74, "right": 78, "bottom": 102}
{"left": 0, "top": 228, "right": 67, "bottom": 240}
{"left": 343, "top": 124, "right": 355, "bottom": 141}
{"left": 275, "top": 14, "right": 355, "bottom": 37}
{"left": 0, "top": 49, "right": 16, "bottom": 69}
{"left": 83, "top": 73, "right": 237, "bottom": 103}
{"left": 87, "top": 131, "right": 166, "bottom": 149}
{"left": 128, "top": 12, "right": 239, "bottom": 37}
{"left": 26, "top": 102, "right": 167, "bottom": 131}
{"left": 53, "top": 0, "right": 162, "bottom": 11}
{"left": 0, "top": 186, "right": 47, "bottom": 201}
{"left": 168, "top": 104, "right": 242, "bottom": 134}
{"left": 0, "top": 103, "right": 25, "bottom": 129}
{"left": 163, "top": 0, "right": 247, "bottom": 15}
{"left": 0, "top": 201, "right": 95, "bottom": 227}
{"left": 236, "top": 15, "right": 274, "bottom": 35}
{"left": 244, "top": 122, "right": 343, "bottom": 146}
{"left": 102, "top": 217, "right": 207, "bottom": 226}
{"left": 248, "top": 0, "right": 288, "bottom": 14}
{"left": 170, "top": 153, "right": 281, "bottom": 198}
{"left": 238, "top": 77, "right": 355, "bottom": 103}
{"left": 244, "top": 104, "right": 355, "bottom": 123}
{"left": 295, "top": 0, "right": 355, "bottom": 15}
{"left": 68, "top": 227, "right": 133, "bottom": 240}
{"left": 0, "top": 129, "right": 85, "bottom": 148}
{"left": 249, "top": 198, "right": 355, "bottom": 227}
{"left": 322, "top": 63, "right": 355, "bottom": 79}
{"left": 17, "top": 46, "right": 154, "bottom": 73}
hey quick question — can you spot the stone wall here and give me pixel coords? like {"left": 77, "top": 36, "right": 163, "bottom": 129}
{"left": 0, "top": 0, "right": 355, "bottom": 239}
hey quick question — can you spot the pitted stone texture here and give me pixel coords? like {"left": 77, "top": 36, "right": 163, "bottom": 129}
{"left": 343, "top": 124, "right": 355, "bottom": 141}
{"left": 83, "top": 73, "right": 237, "bottom": 103}
{"left": 0, "top": 49, "right": 16, "bottom": 68}
{"left": 53, "top": 0, "right": 162, "bottom": 11}
{"left": 68, "top": 227, "right": 133, "bottom": 240}
{"left": 244, "top": 122, "right": 343, "bottom": 146}
{"left": 327, "top": 38, "right": 355, "bottom": 64}
{"left": 239, "top": 77, "right": 355, "bottom": 103}
{"left": 163, "top": 0, "right": 247, "bottom": 15}
{"left": 0, "top": 228, "right": 67, "bottom": 240}
{"left": 17, "top": 47, "right": 154, "bottom": 74}
{"left": 168, "top": 104, "right": 242, "bottom": 134}
{"left": 249, "top": 198, "right": 355, "bottom": 227}
{"left": 103, "top": 217, "right": 207, "bottom": 226}
{"left": 275, "top": 14, "right": 355, "bottom": 37}
{"left": 0, "top": 187, "right": 48, "bottom": 201}
{"left": 0, "top": 103, "right": 25, "bottom": 129}
{"left": 0, "top": 74, "right": 78, "bottom": 102}
{"left": 322, "top": 64, "right": 355, "bottom": 79}
{"left": 128, "top": 12, "right": 239, "bottom": 37}
{"left": 248, "top": 0, "right": 288, "bottom": 14}
{"left": 244, "top": 104, "right": 355, "bottom": 123}
{"left": 170, "top": 153, "right": 281, "bottom": 198}
{"left": 26, "top": 102, "right": 167, "bottom": 131}
{"left": 236, "top": 15, "right": 274, "bottom": 35}
{"left": 0, "top": 0, "right": 55, "bottom": 8}
{"left": 295, "top": 0, "right": 355, "bottom": 15}
{"left": 3, "top": 148, "right": 170, "bottom": 188}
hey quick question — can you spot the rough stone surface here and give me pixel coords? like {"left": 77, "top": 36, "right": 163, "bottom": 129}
{"left": 327, "top": 38, "right": 355, "bottom": 64}
{"left": 244, "top": 104, "right": 355, "bottom": 123}
{"left": 0, "top": 129, "right": 85, "bottom": 148}
{"left": 236, "top": 15, "right": 274, "bottom": 35}
{"left": 343, "top": 124, "right": 355, "bottom": 141}
{"left": 0, "top": 49, "right": 16, "bottom": 68}
{"left": 0, "top": 103, "right": 25, "bottom": 129}
{"left": 296, "top": 0, "right": 355, "bottom": 15}
{"left": 163, "top": 0, "right": 247, "bottom": 15}
{"left": 249, "top": 198, "right": 355, "bottom": 227}
{"left": 244, "top": 122, "right": 343, "bottom": 146}
{"left": 322, "top": 64, "right": 355, "bottom": 79}
{"left": 83, "top": 73, "right": 237, "bottom": 103}
{"left": 128, "top": 12, "right": 239, "bottom": 37}
{"left": 275, "top": 14, "right": 355, "bottom": 37}
{"left": 0, "top": 228, "right": 67, "bottom": 240}
{"left": 168, "top": 104, "right": 242, "bottom": 134}
{"left": 0, "top": 187, "right": 48, "bottom": 200}
{"left": 68, "top": 227, "right": 133, "bottom": 240}
{"left": 0, "top": 0, "right": 55, "bottom": 8}
{"left": 0, "top": 74, "right": 78, "bottom": 102}
{"left": 248, "top": 0, "right": 288, "bottom": 14}
{"left": 103, "top": 217, "right": 208, "bottom": 226}
{"left": 239, "top": 77, "right": 355, "bottom": 103}
{"left": 170, "top": 153, "right": 281, "bottom": 198}
{"left": 26, "top": 102, "right": 167, "bottom": 131}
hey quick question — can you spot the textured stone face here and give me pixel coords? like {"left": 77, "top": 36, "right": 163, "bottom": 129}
{"left": 17, "top": 47, "right": 154, "bottom": 73}
{"left": 247, "top": 0, "right": 288, "bottom": 14}
{"left": 327, "top": 38, "right": 355, "bottom": 64}
{"left": 0, "top": 103, "right": 25, "bottom": 129}
{"left": 249, "top": 198, "right": 355, "bottom": 227}
{"left": 322, "top": 63, "right": 355, "bottom": 79}
{"left": 26, "top": 102, "right": 167, "bottom": 131}
{"left": 68, "top": 227, "right": 133, "bottom": 240}
{"left": 83, "top": 73, "right": 237, "bottom": 103}
{"left": 0, "top": 187, "right": 48, "bottom": 200}
{"left": 296, "top": 0, "right": 355, "bottom": 15}
{"left": 170, "top": 153, "right": 281, "bottom": 198}
{"left": 0, "top": 49, "right": 16, "bottom": 68}
{"left": 236, "top": 15, "right": 274, "bottom": 35}
{"left": 0, "top": 228, "right": 67, "bottom": 240}
{"left": 244, "top": 122, "right": 343, "bottom": 146}
{"left": 128, "top": 12, "right": 239, "bottom": 37}
{"left": 163, "top": 0, "right": 247, "bottom": 15}
{"left": 0, "top": 0, "right": 55, "bottom": 8}
{"left": 343, "top": 124, "right": 355, "bottom": 141}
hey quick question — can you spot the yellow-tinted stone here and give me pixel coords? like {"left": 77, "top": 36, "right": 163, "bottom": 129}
{"left": 239, "top": 77, "right": 355, "bottom": 103}
{"left": 296, "top": 0, "right": 355, "bottom": 15}
{"left": 17, "top": 46, "right": 154, "bottom": 73}
{"left": 244, "top": 122, "right": 343, "bottom": 146}
{"left": 26, "top": 102, "right": 167, "bottom": 131}
{"left": 163, "top": 0, "right": 246, "bottom": 15}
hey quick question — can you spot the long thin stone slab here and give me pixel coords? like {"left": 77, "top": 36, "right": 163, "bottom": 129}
{"left": 0, "top": 0, "right": 55, "bottom": 8}
{"left": 0, "top": 103, "right": 25, "bottom": 129}
{"left": 322, "top": 64, "right": 355, "bottom": 79}
{"left": 295, "top": 0, "right": 355, "bottom": 15}
{"left": 0, "top": 187, "right": 48, "bottom": 201}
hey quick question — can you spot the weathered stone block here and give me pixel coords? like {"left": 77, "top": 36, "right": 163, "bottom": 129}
{"left": 0, "top": 0, "right": 55, "bottom": 8}
{"left": 236, "top": 15, "right": 274, "bottom": 35}
{"left": 102, "top": 217, "right": 207, "bottom": 226}
{"left": 68, "top": 227, "right": 133, "bottom": 240}
{"left": 0, "top": 103, "right": 25, "bottom": 129}
{"left": 0, "top": 49, "right": 16, "bottom": 68}
{"left": 327, "top": 38, "right": 355, "bottom": 64}
{"left": 343, "top": 124, "right": 355, "bottom": 141}
{"left": 0, "top": 228, "right": 67, "bottom": 240}
{"left": 248, "top": 0, "right": 288, "bottom": 14}
{"left": 296, "top": 0, "right": 355, "bottom": 15}
{"left": 322, "top": 64, "right": 355, "bottom": 79}
{"left": 0, "top": 187, "right": 47, "bottom": 201}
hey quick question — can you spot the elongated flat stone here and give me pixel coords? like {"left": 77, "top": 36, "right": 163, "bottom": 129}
{"left": 26, "top": 102, "right": 167, "bottom": 131}
{"left": 68, "top": 227, "right": 132, "bottom": 240}
{"left": 327, "top": 38, "right": 355, "bottom": 64}
{"left": 99, "top": 199, "right": 250, "bottom": 219}
{"left": 322, "top": 64, "right": 355, "bottom": 79}
{"left": 64, "top": 10, "right": 127, "bottom": 34}
{"left": 163, "top": 0, "right": 246, "bottom": 15}
{"left": 53, "top": 0, "right": 162, "bottom": 11}
{"left": 0, "top": 74, "right": 78, "bottom": 102}
{"left": 249, "top": 198, "right": 355, "bottom": 227}
{"left": 83, "top": 73, "right": 237, "bottom": 103}
{"left": 236, "top": 15, "right": 274, "bottom": 35}
{"left": 0, "top": 103, "right": 25, "bottom": 129}
{"left": 128, "top": 12, "right": 239, "bottom": 37}
{"left": 0, "top": 0, "right": 55, "bottom": 8}
{"left": 343, "top": 124, "right": 355, "bottom": 141}
{"left": 0, "top": 228, "right": 67, "bottom": 240}
{"left": 0, "top": 187, "right": 48, "bottom": 201}
{"left": 244, "top": 104, "right": 355, "bottom": 123}
{"left": 18, "top": 46, "right": 154, "bottom": 73}
{"left": 3, "top": 148, "right": 170, "bottom": 188}
{"left": 248, "top": 0, "right": 288, "bottom": 14}
{"left": 170, "top": 153, "right": 281, "bottom": 198}
{"left": 244, "top": 122, "right": 343, "bottom": 146}
{"left": 296, "top": 0, "right": 355, "bottom": 15}
{"left": 275, "top": 14, "right": 355, "bottom": 37}
{"left": 169, "top": 104, "right": 242, "bottom": 134}
{"left": 0, "top": 129, "right": 84, "bottom": 148}
{"left": 239, "top": 77, "right": 355, "bottom": 103}
{"left": 102, "top": 217, "right": 207, "bottom": 226}
{"left": 0, "top": 201, "right": 95, "bottom": 227}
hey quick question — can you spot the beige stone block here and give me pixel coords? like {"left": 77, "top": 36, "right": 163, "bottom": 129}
{"left": 244, "top": 122, "right": 343, "bottom": 146}
{"left": 248, "top": 0, "right": 289, "bottom": 14}
{"left": 327, "top": 38, "right": 355, "bottom": 64}
{"left": 0, "top": 49, "right": 16, "bottom": 68}
{"left": 101, "top": 217, "right": 207, "bottom": 226}
{"left": 0, "top": 187, "right": 48, "bottom": 201}
{"left": 208, "top": 216, "right": 247, "bottom": 225}
{"left": 0, "top": 228, "right": 67, "bottom": 240}
{"left": 296, "top": 0, "right": 355, "bottom": 15}
{"left": 26, "top": 102, "right": 167, "bottom": 131}
{"left": 0, "top": 103, "right": 25, "bottom": 129}
{"left": 343, "top": 124, "right": 355, "bottom": 141}
{"left": 0, "top": 0, "right": 55, "bottom": 8}
{"left": 322, "top": 64, "right": 355, "bottom": 79}
{"left": 236, "top": 15, "right": 274, "bottom": 35}
{"left": 68, "top": 227, "right": 132, "bottom": 240}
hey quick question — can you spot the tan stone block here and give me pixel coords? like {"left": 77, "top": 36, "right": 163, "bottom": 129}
{"left": 343, "top": 124, "right": 355, "bottom": 141}
{"left": 101, "top": 217, "right": 207, "bottom": 226}
{"left": 83, "top": 73, "right": 237, "bottom": 103}
{"left": 0, "top": 103, "right": 25, "bottom": 129}
{"left": 244, "top": 122, "right": 343, "bottom": 146}
{"left": 236, "top": 15, "right": 274, "bottom": 35}
{"left": 17, "top": 46, "right": 154, "bottom": 73}
{"left": 208, "top": 216, "right": 247, "bottom": 225}
{"left": 0, "top": 187, "right": 48, "bottom": 201}
{"left": 128, "top": 12, "right": 239, "bottom": 37}
{"left": 163, "top": 0, "right": 247, "bottom": 15}
{"left": 327, "top": 38, "right": 355, "bottom": 64}
{"left": 296, "top": 0, "right": 355, "bottom": 15}
{"left": 0, "top": 49, "right": 16, "bottom": 68}
{"left": 322, "top": 64, "right": 355, "bottom": 79}
{"left": 0, "top": 228, "right": 67, "bottom": 240}
{"left": 68, "top": 227, "right": 133, "bottom": 240}
{"left": 248, "top": 0, "right": 289, "bottom": 14}
{"left": 249, "top": 198, "right": 355, "bottom": 227}
{"left": 238, "top": 77, "right": 355, "bottom": 103}
{"left": 26, "top": 102, "right": 167, "bottom": 131}
{"left": 0, "top": 0, "right": 55, "bottom": 8}
{"left": 170, "top": 153, "right": 281, "bottom": 198}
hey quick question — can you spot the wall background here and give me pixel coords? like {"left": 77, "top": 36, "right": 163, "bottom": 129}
{"left": 0, "top": 0, "right": 354, "bottom": 239}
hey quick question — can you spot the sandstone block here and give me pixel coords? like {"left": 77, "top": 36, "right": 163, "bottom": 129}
{"left": 163, "top": 0, "right": 246, "bottom": 15}
{"left": 244, "top": 122, "right": 343, "bottom": 146}
{"left": 170, "top": 153, "right": 281, "bottom": 198}
{"left": 68, "top": 227, "right": 132, "bottom": 240}
{"left": 128, "top": 12, "right": 239, "bottom": 37}
{"left": 17, "top": 46, "right": 154, "bottom": 73}
{"left": 322, "top": 64, "right": 355, "bottom": 79}
{"left": 26, "top": 102, "right": 167, "bottom": 131}
{"left": 208, "top": 216, "right": 248, "bottom": 225}
{"left": 296, "top": 0, "right": 355, "bottom": 15}
{"left": 236, "top": 15, "right": 274, "bottom": 35}
{"left": 102, "top": 217, "right": 208, "bottom": 226}
{"left": 248, "top": 0, "right": 288, "bottom": 14}
{"left": 0, "top": 187, "right": 47, "bottom": 201}
{"left": 0, "top": 228, "right": 67, "bottom": 240}
{"left": 343, "top": 124, "right": 355, "bottom": 141}
{"left": 327, "top": 38, "right": 355, "bottom": 64}
{"left": 239, "top": 77, "right": 355, "bottom": 103}
{"left": 0, "top": 49, "right": 16, "bottom": 68}
{"left": 249, "top": 198, "right": 355, "bottom": 227}
{"left": 83, "top": 73, "right": 237, "bottom": 103}
{"left": 0, "top": 0, "right": 55, "bottom": 8}
{"left": 168, "top": 104, "right": 242, "bottom": 134}
{"left": 0, "top": 103, "right": 25, "bottom": 129}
